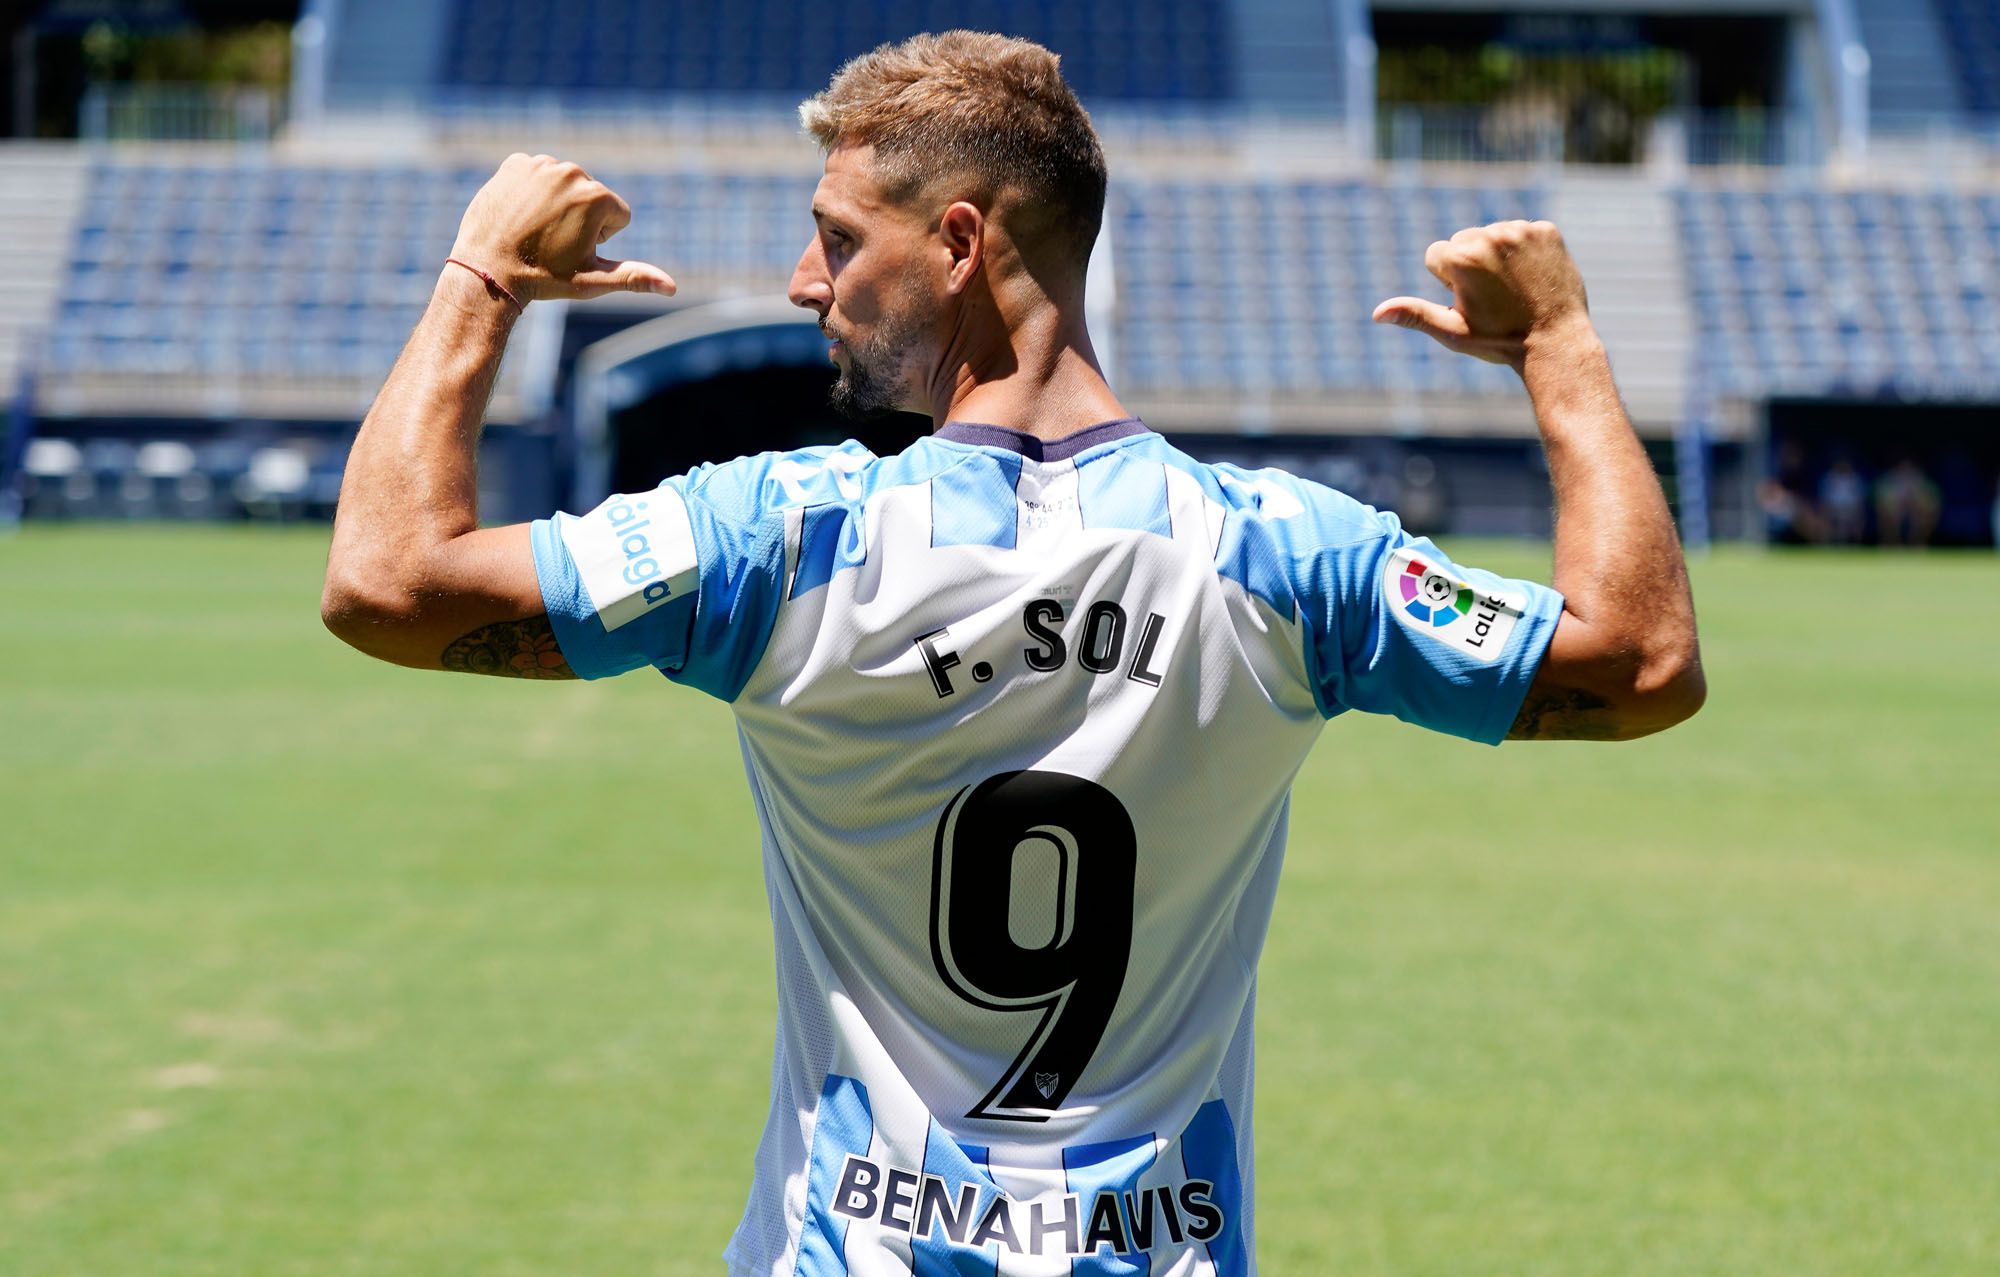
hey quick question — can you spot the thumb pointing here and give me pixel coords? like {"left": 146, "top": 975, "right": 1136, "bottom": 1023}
{"left": 574, "top": 256, "right": 678, "bottom": 297}
{"left": 1372, "top": 296, "right": 1470, "bottom": 344}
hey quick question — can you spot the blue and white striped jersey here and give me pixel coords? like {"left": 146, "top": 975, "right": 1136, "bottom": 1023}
{"left": 531, "top": 419, "right": 1563, "bottom": 1276}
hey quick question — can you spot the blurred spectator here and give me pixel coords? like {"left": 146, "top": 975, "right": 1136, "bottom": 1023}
{"left": 1875, "top": 456, "right": 1940, "bottom": 548}
{"left": 1819, "top": 458, "right": 1867, "bottom": 544}
{"left": 1759, "top": 440, "right": 1824, "bottom": 544}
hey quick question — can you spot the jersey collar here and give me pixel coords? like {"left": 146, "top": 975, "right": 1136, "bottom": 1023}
{"left": 933, "top": 417, "right": 1151, "bottom": 462}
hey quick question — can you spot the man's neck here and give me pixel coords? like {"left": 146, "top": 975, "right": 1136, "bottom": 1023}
{"left": 923, "top": 307, "right": 1130, "bottom": 443}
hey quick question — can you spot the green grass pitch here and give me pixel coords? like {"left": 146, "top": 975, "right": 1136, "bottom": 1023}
{"left": 2, "top": 525, "right": 1996, "bottom": 1276}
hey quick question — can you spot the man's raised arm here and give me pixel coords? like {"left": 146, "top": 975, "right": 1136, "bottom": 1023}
{"left": 320, "top": 154, "right": 674, "bottom": 676}
{"left": 1373, "top": 220, "right": 1705, "bottom": 741}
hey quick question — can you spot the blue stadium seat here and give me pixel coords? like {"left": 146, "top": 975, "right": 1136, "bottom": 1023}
{"left": 1675, "top": 181, "right": 2000, "bottom": 401}
{"left": 71, "top": 156, "right": 2000, "bottom": 408}
{"left": 49, "top": 161, "right": 817, "bottom": 387}
{"left": 1108, "top": 176, "right": 1548, "bottom": 397}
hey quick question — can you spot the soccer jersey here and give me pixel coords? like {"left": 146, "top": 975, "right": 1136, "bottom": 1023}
{"left": 530, "top": 419, "right": 1563, "bottom": 1276}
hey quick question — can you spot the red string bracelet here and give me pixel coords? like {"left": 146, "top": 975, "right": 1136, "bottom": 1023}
{"left": 444, "top": 257, "right": 524, "bottom": 313}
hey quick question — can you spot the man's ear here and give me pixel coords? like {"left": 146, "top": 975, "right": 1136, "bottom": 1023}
{"left": 939, "top": 201, "right": 983, "bottom": 295}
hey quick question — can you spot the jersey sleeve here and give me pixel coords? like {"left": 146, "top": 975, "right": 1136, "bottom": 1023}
{"left": 1226, "top": 467, "right": 1565, "bottom": 745}
{"left": 528, "top": 444, "right": 871, "bottom": 697}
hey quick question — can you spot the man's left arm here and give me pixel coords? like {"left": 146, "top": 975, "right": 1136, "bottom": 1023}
{"left": 1501, "top": 314, "right": 1703, "bottom": 740}
{"left": 320, "top": 154, "right": 675, "bottom": 675}
{"left": 1375, "top": 220, "right": 1704, "bottom": 741}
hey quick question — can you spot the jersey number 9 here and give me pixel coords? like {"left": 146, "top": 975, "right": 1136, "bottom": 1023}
{"left": 929, "top": 770, "right": 1137, "bottom": 1121}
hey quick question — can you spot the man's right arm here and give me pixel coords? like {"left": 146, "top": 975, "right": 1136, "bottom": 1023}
{"left": 1374, "top": 221, "right": 1705, "bottom": 741}
{"left": 320, "top": 154, "right": 675, "bottom": 677}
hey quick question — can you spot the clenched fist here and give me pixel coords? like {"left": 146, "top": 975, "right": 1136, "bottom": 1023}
{"left": 1372, "top": 220, "right": 1591, "bottom": 370}
{"left": 449, "top": 153, "right": 676, "bottom": 304}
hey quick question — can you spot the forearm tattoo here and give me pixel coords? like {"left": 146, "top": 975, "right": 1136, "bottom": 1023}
{"left": 439, "top": 615, "right": 577, "bottom": 679}
{"left": 1507, "top": 685, "right": 1619, "bottom": 740}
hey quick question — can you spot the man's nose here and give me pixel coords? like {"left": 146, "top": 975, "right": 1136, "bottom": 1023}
{"left": 788, "top": 241, "right": 831, "bottom": 316}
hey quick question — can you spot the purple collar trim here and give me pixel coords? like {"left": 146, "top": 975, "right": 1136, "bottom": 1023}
{"left": 934, "top": 418, "right": 1151, "bottom": 462}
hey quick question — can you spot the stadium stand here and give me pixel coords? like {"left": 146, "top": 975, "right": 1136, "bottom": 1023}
{"left": 43, "top": 159, "right": 1547, "bottom": 412}
{"left": 44, "top": 149, "right": 2000, "bottom": 530}
{"left": 41, "top": 160, "right": 823, "bottom": 418}
{"left": 1108, "top": 178, "right": 1540, "bottom": 399}
{"left": 49, "top": 162, "right": 496, "bottom": 405}
{"left": 1676, "top": 184, "right": 2000, "bottom": 401}
{"left": 13, "top": 0, "right": 2000, "bottom": 542}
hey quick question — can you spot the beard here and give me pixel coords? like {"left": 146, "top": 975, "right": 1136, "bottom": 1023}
{"left": 825, "top": 283, "right": 934, "bottom": 420}
{"left": 828, "top": 338, "right": 903, "bottom": 419}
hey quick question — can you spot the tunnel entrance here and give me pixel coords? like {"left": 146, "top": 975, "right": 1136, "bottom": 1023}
{"left": 607, "top": 361, "right": 927, "bottom": 494}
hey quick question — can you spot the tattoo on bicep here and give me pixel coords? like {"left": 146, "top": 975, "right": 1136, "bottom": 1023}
{"left": 1507, "top": 685, "right": 1620, "bottom": 741}
{"left": 439, "top": 615, "right": 577, "bottom": 679}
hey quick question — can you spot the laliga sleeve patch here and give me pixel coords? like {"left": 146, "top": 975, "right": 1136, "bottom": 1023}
{"left": 559, "top": 488, "right": 699, "bottom": 633}
{"left": 1383, "top": 547, "right": 1524, "bottom": 664}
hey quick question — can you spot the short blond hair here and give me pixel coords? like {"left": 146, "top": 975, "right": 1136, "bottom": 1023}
{"left": 800, "top": 31, "right": 1108, "bottom": 270}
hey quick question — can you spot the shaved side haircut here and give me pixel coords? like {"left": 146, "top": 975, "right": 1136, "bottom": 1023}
{"left": 799, "top": 30, "right": 1109, "bottom": 273}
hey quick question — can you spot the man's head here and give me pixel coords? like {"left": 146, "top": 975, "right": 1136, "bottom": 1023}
{"left": 787, "top": 31, "right": 1108, "bottom": 418}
